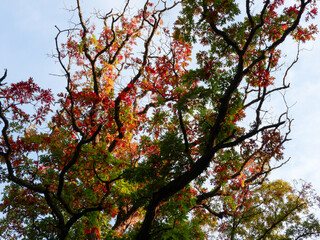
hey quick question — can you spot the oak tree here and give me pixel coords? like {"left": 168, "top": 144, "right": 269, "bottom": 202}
{"left": 0, "top": 0, "right": 320, "bottom": 239}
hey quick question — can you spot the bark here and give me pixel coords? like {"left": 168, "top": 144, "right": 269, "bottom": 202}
{"left": 87, "top": 228, "right": 101, "bottom": 240}
{"left": 113, "top": 205, "right": 141, "bottom": 235}
{"left": 136, "top": 151, "right": 215, "bottom": 239}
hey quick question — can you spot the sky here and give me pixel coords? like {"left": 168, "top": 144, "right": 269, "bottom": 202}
{"left": 0, "top": 0, "right": 320, "bottom": 209}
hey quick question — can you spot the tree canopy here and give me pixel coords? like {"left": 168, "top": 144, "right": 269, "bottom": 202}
{"left": 0, "top": 0, "right": 320, "bottom": 239}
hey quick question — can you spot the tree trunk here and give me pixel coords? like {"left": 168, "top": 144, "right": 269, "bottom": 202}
{"left": 112, "top": 206, "right": 141, "bottom": 235}
{"left": 87, "top": 227, "right": 101, "bottom": 240}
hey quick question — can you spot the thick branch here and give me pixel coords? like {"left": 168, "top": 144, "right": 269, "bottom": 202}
{"left": 57, "top": 125, "right": 102, "bottom": 197}
{"left": 108, "top": 4, "right": 163, "bottom": 152}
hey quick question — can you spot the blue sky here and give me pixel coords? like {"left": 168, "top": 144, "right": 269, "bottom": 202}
{"left": 0, "top": 0, "right": 320, "bottom": 198}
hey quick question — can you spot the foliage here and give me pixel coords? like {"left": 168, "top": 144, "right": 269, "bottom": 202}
{"left": 0, "top": 0, "right": 320, "bottom": 239}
